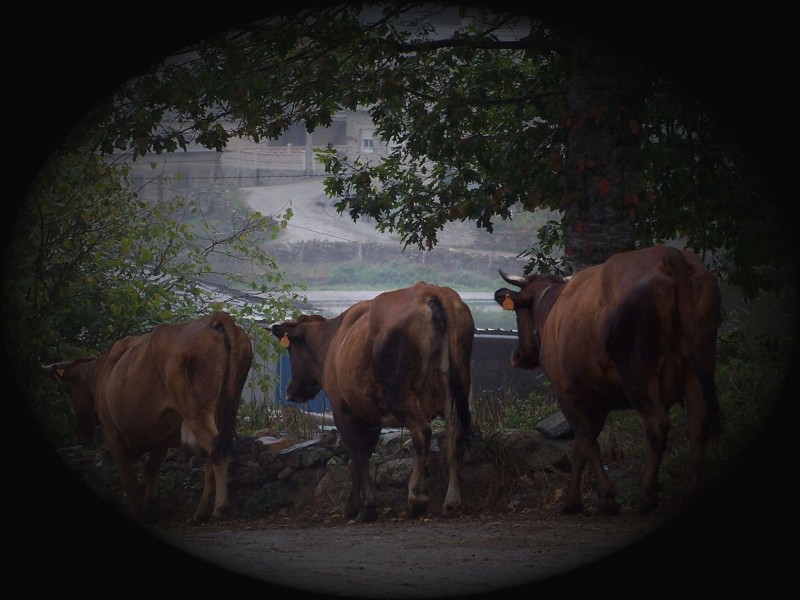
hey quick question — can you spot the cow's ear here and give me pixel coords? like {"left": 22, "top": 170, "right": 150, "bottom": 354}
{"left": 271, "top": 322, "right": 297, "bottom": 343}
{"left": 279, "top": 333, "right": 290, "bottom": 348}
{"left": 494, "top": 288, "right": 519, "bottom": 310}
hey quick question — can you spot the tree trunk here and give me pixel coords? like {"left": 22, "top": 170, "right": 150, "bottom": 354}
{"left": 560, "top": 32, "right": 648, "bottom": 272}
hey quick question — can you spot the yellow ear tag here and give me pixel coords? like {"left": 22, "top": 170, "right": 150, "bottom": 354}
{"left": 280, "top": 333, "right": 290, "bottom": 348}
{"left": 502, "top": 294, "right": 515, "bottom": 311}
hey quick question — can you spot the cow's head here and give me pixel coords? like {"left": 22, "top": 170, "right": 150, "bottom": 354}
{"left": 270, "top": 315, "right": 327, "bottom": 402}
{"left": 494, "top": 270, "right": 566, "bottom": 370}
{"left": 43, "top": 358, "right": 100, "bottom": 445}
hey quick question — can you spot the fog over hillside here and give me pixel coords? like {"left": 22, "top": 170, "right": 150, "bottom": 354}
{"left": 238, "top": 177, "right": 550, "bottom": 329}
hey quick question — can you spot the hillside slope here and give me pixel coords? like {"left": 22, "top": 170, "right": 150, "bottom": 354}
{"left": 239, "top": 177, "right": 535, "bottom": 259}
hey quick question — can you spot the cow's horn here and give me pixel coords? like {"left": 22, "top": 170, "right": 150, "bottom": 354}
{"left": 499, "top": 269, "right": 527, "bottom": 287}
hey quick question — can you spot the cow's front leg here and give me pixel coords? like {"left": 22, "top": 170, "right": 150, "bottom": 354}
{"left": 141, "top": 447, "right": 168, "bottom": 525}
{"left": 107, "top": 438, "right": 143, "bottom": 522}
{"left": 338, "top": 415, "right": 380, "bottom": 522}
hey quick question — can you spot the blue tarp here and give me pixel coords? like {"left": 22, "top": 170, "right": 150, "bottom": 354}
{"left": 274, "top": 354, "right": 332, "bottom": 413}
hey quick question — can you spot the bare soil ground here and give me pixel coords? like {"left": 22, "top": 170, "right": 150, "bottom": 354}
{"left": 152, "top": 506, "right": 677, "bottom": 598}
{"left": 240, "top": 179, "right": 397, "bottom": 246}
{"left": 24, "top": 432, "right": 790, "bottom": 600}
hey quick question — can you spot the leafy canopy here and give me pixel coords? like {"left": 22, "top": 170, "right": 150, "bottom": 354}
{"left": 3, "top": 146, "right": 301, "bottom": 444}
{"left": 81, "top": 2, "right": 791, "bottom": 298}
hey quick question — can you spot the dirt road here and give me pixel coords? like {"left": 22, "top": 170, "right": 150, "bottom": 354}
{"left": 16, "top": 411, "right": 795, "bottom": 599}
{"left": 152, "top": 510, "right": 673, "bottom": 597}
{"left": 240, "top": 178, "right": 399, "bottom": 245}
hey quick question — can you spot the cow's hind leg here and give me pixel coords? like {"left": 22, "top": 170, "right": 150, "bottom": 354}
{"left": 187, "top": 453, "right": 231, "bottom": 525}
{"left": 385, "top": 388, "right": 433, "bottom": 518}
{"left": 566, "top": 433, "right": 619, "bottom": 515}
{"left": 561, "top": 402, "right": 617, "bottom": 515}
{"left": 684, "top": 371, "right": 717, "bottom": 502}
{"left": 405, "top": 416, "right": 432, "bottom": 518}
{"left": 562, "top": 441, "right": 588, "bottom": 514}
{"left": 182, "top": 422, "right": 230, "bottom": 525}
{"left": 638, "top": 394, "right": 671, "bottom": 515}
{"left": 209, "top": 453, "right": 232, "bottom": 524}
{"left": 441, "top": 403, "right": 464, "bottom": 518}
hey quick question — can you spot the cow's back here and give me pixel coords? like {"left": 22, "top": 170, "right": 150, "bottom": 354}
{"left": 324, "top": 282, "right": 473, "bottom": 424}
{"left": 96, "top": 312, "right": 252, "bottom": 453}
{"left": 94, "top": 333, "right": 173, "bottom": 445}
{"left": 540, "top": 245, "right": 719, "bottom": 399}
{"left": 602, "top": 246, "right": 720, "bottom": 359}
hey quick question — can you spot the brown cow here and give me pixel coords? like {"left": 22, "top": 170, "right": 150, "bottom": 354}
{"left": 494, "top": 245, "right": 721, "bottom": 515}
{"left": 271, "top": 282, "right": 474, "bottom": 522}
{"left": 44, "top": 311, "right": 253, "bottom": 525}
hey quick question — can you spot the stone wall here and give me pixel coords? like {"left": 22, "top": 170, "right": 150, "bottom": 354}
{"left": 267, "top": 239, "right": 526, "bottom": 275}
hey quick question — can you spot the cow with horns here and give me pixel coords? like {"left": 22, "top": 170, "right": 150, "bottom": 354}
{"left": 494, "top": 245, "right": 721, "bottom": 515}
{"left": 270, "top": 282, "right": 474, "bottom": 522}
{"left": 45, "top": 311, "right": 253, "bottom": 525}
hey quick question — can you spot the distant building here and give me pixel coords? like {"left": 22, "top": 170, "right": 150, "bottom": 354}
{"left": 123, "top": 108, "right": 387, "bottom": 201}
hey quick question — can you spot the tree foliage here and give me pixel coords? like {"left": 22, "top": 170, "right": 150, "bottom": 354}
{"left": 77, "top": 2, "right": 791, "bottom": 299}
{"left": 3, "top": 146, "right": 300, "bottom": 444}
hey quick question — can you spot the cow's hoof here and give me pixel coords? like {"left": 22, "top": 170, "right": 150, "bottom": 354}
{"left": 408, "top": 492, "right": 429, "bottom": 518}
{"left": 207, "top": 514, "right": 226, "bottom": 525}
{"left": 595, "top": 501, "right": 620, "bottom": 516}
{"left": 638, "top": 495, "right": 661, "bottom": 515}
{"left": 141, "top": 502, "right": 160, "bottom": 526}
{"left": 441, "top": 503, "right": 461, "bottom": 519}
{"left": 186, "top": 514, "right": 211, "bottom": 526}
{"left": 356, "top": 505, "right": 378, "bottom": 523}
{"left": 560, "top": 502, "right": 584, "bottom": 515}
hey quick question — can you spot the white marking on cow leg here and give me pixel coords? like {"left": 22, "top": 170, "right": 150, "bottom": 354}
{"left": 180, "top": 421, "right": 199, "bottom": 450}
{"left": 189, "top": 459, "right": 216, "bottom": 525}
{"left": 211, "top": 455, "right": 230, "bottom": 521}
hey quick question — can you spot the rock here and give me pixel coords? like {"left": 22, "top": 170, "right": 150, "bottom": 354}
{"left": 232, "top": 460, "right": 264, "bottom": 486}
{"left": 255, "top": 436, "right": 296, "bottom": 453}
{"left": 375, "top": 458, "right": 415, "bottom": 487}
{"left": 535, "top": 411, "right": 574, "bottom": 440}
{"left": 314, "top": 471, "right": 337, "bottom": 497}
{"left": 57, "top": 425, "right": 588, "bottom": 524}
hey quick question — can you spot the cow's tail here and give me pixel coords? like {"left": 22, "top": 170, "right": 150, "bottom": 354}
{"left": 664, "top": 249, "right": 722, "bottom": 444}
{"left": 210, "top": 312, "right": 252, "bottom": 460}
{"left": 429, "top": 297, "right": 474, "bottom": 451}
